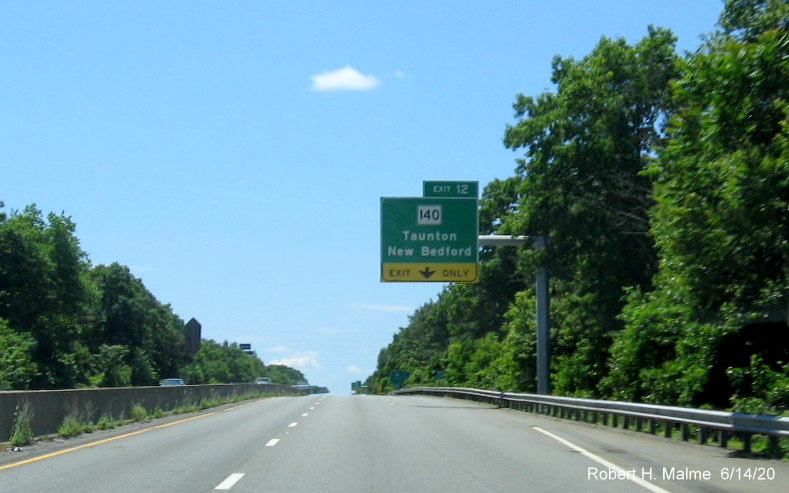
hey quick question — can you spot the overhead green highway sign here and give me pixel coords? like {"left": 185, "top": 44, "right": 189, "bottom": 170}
{"left": 380, "top": 196, "right": 478, "bottom": 282}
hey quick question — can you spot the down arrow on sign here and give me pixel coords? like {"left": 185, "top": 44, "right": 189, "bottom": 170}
{"left": 419, "top": 267, "right": 436, "bottom": 279}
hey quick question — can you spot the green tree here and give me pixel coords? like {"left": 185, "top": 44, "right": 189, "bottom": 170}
{"left": 0, "top": 318, "right": 38, "bottom": 390}
{"left": 606, "top": 0, "right": 788, "bottom": 408}
{"left": 493, "top": 291, "right": 538, "bottom": 392}
{"left": 182, "top": 339, "right": 266, "bottom": 384}
{"left": 479, "top": 177, "right": 522, "bottom": 236}
{"left": 0, "top": 206, "right": 92, "bottom": 388}
{"left": 0, "top": 204, "right": 192, "bottom": 389}
{"left": 88, "top": 263, "right": 189, "bottom": 385}
{"left": 502, "top": 28, "right": 678, "bottom": 395}
{"left": 93, "top": 344, "right": 133, "bottom": 387}
{"left": 260, "top": 364, "right": 307, "bottom": 386}
{"left": 647, "top": 6, "right": 788, "bottom": 314}
{"left": 90, "top": 264, "right": 155, "bottom": 350}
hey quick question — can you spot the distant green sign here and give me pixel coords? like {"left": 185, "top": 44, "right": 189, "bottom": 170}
{"left": 423, "top": 181, "right": 479, "bottom": 198}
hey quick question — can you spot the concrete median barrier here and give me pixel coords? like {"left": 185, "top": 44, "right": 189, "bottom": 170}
{"left": 1, "top": 383, "right": 293, "bottom": 440}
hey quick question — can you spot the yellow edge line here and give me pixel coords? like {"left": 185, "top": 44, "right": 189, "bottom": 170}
{"left": 0, "top": 411, "right": 218, "bottom": 471}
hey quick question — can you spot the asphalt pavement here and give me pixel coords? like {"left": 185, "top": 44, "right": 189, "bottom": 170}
{"left": 1, "top": 394, "right": 786, "bottom": 492}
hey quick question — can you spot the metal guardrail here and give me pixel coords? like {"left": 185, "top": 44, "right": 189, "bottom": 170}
{"left": 392, "top": 386, "right": 789, "bottom": 454}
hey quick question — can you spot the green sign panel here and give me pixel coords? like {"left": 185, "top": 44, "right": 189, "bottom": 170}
{"left": 423, "top": 181, "right": 479, "bottom": 198}
{"left": 381, "top": 197, "right": 479, "bottom": 282}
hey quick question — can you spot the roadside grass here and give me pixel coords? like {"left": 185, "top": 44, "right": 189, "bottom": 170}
{"left": 8, "top": 401, "right": 34, "bottom": 447}
{"left": 57, "top": 412, "right": 88, "bottom": 438}
{"left": 130, "top": 403, "right": 148, "bottom": 422}
{"left": 95, "top": 414, "right": 115, "bottom": 431}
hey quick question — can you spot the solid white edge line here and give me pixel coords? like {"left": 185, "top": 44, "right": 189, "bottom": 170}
{"left": 265, "top": 438, "right": 280, "bottom": 447}
{"left": 531, "top": 426, "right": 673, "bottom": 493}
{"left": 215, "top": 473, "right": 244, "bottom": 490}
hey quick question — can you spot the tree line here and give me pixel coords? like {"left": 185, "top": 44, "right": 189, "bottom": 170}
{"left": 0, "top": 203, "right": 307, "bottom": 389}
{"left": 368, "top": 0, "right": 788, "bottom": 414}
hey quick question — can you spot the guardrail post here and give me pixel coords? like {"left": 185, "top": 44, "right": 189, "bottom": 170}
{"left": 719, "top": 430, "right": 729, "bottom": 448}
{"left": 742, "top": 434, "right": 752, "bottom": 453}
{"left": 699, "top": 427, "right": 708, "bottom": 444}
{"left": 768, "top": 436, "right": 779, "bottom": 457}
{"left": 681, "top": 423, "right": 690, "bottom": 441}
{"left": 664, "top": 422, "right": 673, "bottom": 438}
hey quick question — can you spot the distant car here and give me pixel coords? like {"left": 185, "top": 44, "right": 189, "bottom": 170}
{"left": 159, "top": 378, "right": 185, "bottom": 386}
{"left": 254, "top": 377, "right": 273, "bottom": 385}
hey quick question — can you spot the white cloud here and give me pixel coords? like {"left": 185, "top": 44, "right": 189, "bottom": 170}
{"left": 351, "top": 304, "right": 413, "bottom": 313}
{"left": 270, "top": 351, "right": 321, "bottom": 370}
{"left": 346, "top": 365, "right": 363, "bottom": 373}
{"left": 310, "top": 66, "right": 381, "bottom": 91}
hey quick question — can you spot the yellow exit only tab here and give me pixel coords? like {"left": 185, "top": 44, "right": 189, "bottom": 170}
{"left": 381, "top": 263, "right": 478, "bottom": 282}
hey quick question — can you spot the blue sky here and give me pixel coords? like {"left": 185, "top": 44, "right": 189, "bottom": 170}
{"left": 2, "top": 1, "right": 723, "bottom": 394}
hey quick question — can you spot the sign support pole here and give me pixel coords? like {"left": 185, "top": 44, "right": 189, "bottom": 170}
{"left": 478, "top": 235, "right": 550, "bottom": 395}
{"left": 533, "top": 236, "right": 550, "bottom": 395}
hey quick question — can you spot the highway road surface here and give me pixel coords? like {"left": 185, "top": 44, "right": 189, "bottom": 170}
{"left": 1, "top": 394, "right": 786, "bottom": 492}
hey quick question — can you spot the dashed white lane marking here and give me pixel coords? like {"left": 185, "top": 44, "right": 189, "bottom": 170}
{"left": 531, "top": 427, "right": 672, "bottom": 493}
{"left": 266, "top": 399, "right": 327, "bottom": 449}
{"left": 215, "top": 473, "right": 244, "bottom": 490}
